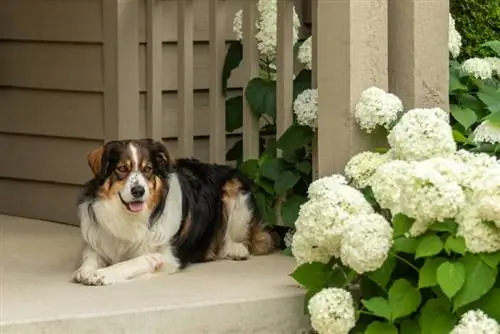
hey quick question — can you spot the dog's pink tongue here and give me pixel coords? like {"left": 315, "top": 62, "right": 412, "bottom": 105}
{"left": 128, "top": 202, "right": 144, "bottom": 213}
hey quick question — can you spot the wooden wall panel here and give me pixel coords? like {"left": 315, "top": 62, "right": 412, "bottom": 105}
{"left": 0, "top": 89, "right": 104, "bottom": 139}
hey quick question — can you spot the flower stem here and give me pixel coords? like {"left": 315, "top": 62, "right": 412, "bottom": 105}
{"left": 390, "top": 252, "right": 419, "bottom": 272}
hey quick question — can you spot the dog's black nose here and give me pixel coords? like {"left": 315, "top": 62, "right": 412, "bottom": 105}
{"left": 131, "top": 185, "right": 145, "bottom": 198}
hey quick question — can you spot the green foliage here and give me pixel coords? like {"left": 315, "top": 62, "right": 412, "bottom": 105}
{"left": 449, "top": 42, "right": 500, "bottom": 156}
{"left": 451, "top": 0, "right": 500, "bottom": 59}
{"left": 291, "top": 212, "right": 500, "bottom": 332}
{"left": 222, "top": 39, "right": 314, "bottom": 238}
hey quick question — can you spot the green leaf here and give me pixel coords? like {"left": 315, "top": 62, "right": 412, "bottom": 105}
{"left": 429, "top": 220, "right": 457, "bottom": 234}
{"left": 478, "top": 92, "right": 500, "bottom": 108}
{"left": 436, "top": 261, "right": 466, "bottom": 299}
{"left": 222, "top": 41, "right": 243, "bottom": 95}
{"left": 260, "top": 157, "right": 284, "bottom": 181}
{"left": 419, "top": 299, "right": 457, "bottom": 334}
{"left": 482, "top": 40, "right": 500, "bottom": 57}
{"left": 367, "top": 256, "right": 396, "bottom": 290}
{"left": 365, "top": 321, "right": 398, "bottom": 334}
{"left": 392, "top": 213, "right": 414, "bottom": 238}
{"left": 449, "top": 74, "right": 468, "bottom": 93}
{"left": 253, "top": 191, "right": 275, "bottom": 226}
{"left": 468, "top": 288, "right": 500, "bottom": 323}
{"left": 274, "top": 171, "right": 300, "bottom": 195}
{"left": 290, "top": 262, "right": 330, "bottom": 289}
{"left": 276, "top": 123, "right": 314, "bottom": 152}
{"left": 418, "top": 257, "right": 446, "bottom": 289}
{"left": 295, "top": 161, "right": 312, "bottom": 175}
{"left": 225, "top": 95, "right": 243, "bottom": 132}
{"left": 415, "top": 235, "right": 443, "bottom": 259}
{"left": 244, "top": 77, "right": 276, "bottom": 119}
{"left": 451, "top": 105, "right": 477, "bottom": 131}
{"left": 400, "top": 319, "right": 421, "bottom": 334}
{"left": 388, "top": 279, "right": 422, "bottom": 321}
{"left": 255, "top": 176, "right": 275, "bottom": 196}
{"left": 393, "top": 237, "right": 418, "bottom": 254}
{"left": 362, "top": 297, "right": 391, "bottom": 321}
{"left": 239, "top": 159, "right": 259, "bottom": 178}
{"left": 480, "top": 252, "right": 500, "bottom": 269}
{"left": 281, "top": 194, "right": 307, "bottom": 227}
{"left": 484, "top": 111, "right": 500, "bottom": 125}
{"left": 453, "top": 254, "right": 498, "bottom": 312}
{"left": 487, "top": 103, "right": 500, "bottom": 114}
{"left": 444, "top": 236, "right": 466, "bottom": 255}
{"left": 452, "top": 129, "right": 469, "bottom": 144}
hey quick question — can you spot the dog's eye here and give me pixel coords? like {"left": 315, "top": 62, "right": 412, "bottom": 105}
{"left": 117, "top": 165, "right": 129, "bottom": 173}
{"left": 143, "top": 165, "right": 153, "bottom": 174}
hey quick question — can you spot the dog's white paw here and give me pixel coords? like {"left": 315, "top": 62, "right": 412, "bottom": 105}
{"left": 223, "top": 242, "right": 250, "bottom": 261}
{"left": 156, "top": 253, "right": 180, "bottom": 274}
{"left": 73, "top": 267, "right": 96, "bottom": 283}
{"left": 80, "top": 269, "right": 123, "bottom": 286}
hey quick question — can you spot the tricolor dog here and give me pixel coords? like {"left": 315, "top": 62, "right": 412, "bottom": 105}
{"left": 73, "top": 139, "right": 274, "bottom": 285}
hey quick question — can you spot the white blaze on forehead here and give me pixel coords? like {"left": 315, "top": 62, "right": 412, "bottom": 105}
{"left": 128, "top": 143, "right": 140, "bottom": 171}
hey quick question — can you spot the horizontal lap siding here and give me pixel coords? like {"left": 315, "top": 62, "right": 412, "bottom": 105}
{"left": 0, "top": 0, "right": 105, "bottom": 225}
{"left": 0, "top": 0, "right": 253, "bottom": 225}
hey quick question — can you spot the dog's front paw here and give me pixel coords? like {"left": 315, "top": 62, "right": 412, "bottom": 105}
{"left": 80, "top": 269, "right": 122, "bottom": 286}
{"left": 223, "top": 242, "right": 250, "bottom": 261}
{"left": 73, "top": 267, "right": 96, "bottom": 284}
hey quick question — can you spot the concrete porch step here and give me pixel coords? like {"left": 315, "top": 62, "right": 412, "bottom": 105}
{"left": 0, "top": 215, "right": 310, "bottom": 334}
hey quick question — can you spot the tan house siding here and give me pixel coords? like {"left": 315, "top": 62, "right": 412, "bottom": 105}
{"left": 0, "top": 0, "right": 289, "bottom": 225}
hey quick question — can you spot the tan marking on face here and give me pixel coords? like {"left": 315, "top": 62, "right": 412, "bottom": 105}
{"left": 98, "top": 178, "right": 127, "bottom": 199}
{"left": 146, "top": 175, "right": 165, "bottom": 210}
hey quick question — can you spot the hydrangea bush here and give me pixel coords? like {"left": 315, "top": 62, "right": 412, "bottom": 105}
{"left": 291, "top": 88, "right": 500, "bottom": 333}
{"left": 448, "top": 16, "right": 500, "bottom": 155}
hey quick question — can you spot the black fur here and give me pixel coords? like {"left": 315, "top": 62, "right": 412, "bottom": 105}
{"left": 170, "top": 158, "right": 254, "bottom": 267}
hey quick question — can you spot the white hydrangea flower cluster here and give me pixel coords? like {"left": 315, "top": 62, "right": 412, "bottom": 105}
{"left": 450, "top": 309, "right": 500, "bottom": 334}
{"left": 232, "top": 0, "right": 301, "bottom": 60}
{"left": 472, "top": 120, "right": 500, "bottom": 145}
{"left": 297, "top": 36, "right": 312, "bottom": 70}
{"left": 294, "top": 181, "right": 374, "bottom": 258}
{"left": 369, "top": 160, "right": 411, "bottom": 214}
{"left": 462, "top": 58, "right": 493, "bottom": 80}
{"left": 291, "top": 232, "right": 332, "bottom": 266}
{"left": 448, "top": 13, "right": 462, "bottom": 59}
{"left": 456, "top": 206, "right": 500, "bottom": 253}
{"left": 293, "top": 89, "right": 318, "bottom": 129}
{"left": 344, "top": 151, "right": 392, "bottom": 188}
{"left": 340, "top": 213, "right": 393, "bottom": 274}
{"left": 307, "top": 174, "right": 347, "bottom": 200}
{"left": 485, "top": 57, "right": 500, "bottom": 77}
{"left": 307, "top": 288, "right": 356, "bottom": 334}
{"left": 387, "top": 107, "right": 456, "bottom": 161}
{"left": 399, "top": 161, "right": 467, "bottom": 236}
{"left": 353, "top": 87, "right": 404, "bottom": 133}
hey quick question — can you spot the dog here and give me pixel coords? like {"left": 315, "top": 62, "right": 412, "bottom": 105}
{"left": 73, "top": 139, "right": 275, "bottom": 286}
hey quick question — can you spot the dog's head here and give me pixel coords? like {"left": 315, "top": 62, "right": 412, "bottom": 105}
{"left": 86, "top": 139, "right": 173, "bottom": 215}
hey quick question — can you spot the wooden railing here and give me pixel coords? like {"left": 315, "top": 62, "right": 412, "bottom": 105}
{"left": 142, "top": 0, "right": 449, "bottom": 176}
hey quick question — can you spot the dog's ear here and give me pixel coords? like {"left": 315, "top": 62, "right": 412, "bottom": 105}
{"left": 86, "top": 141, "right": 121, "bottom": 178}
{"left": 87, "top": 146, "right": 105, "bottom": 176}
{"left": 143, "top": 139, "right": 173, "bottom": 176}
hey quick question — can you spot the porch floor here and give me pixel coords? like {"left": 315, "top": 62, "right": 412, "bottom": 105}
{"left": 0, "top": 215, "right": 310, "bottom": 334}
